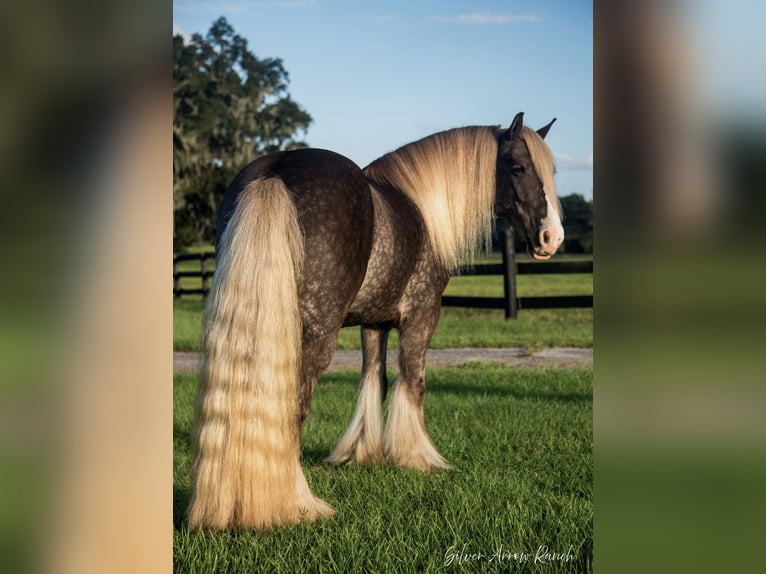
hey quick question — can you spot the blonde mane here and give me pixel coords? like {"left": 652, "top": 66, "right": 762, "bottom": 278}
{"left": 364, "top": 126, "right": 499, "bottom": 271}
{"left": 520, "top": 126, "right": 562, "bottom": 221}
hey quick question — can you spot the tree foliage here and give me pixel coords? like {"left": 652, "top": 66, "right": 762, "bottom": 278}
{"left": 559, "top": 194, "right": 593, "bottom": 253}
{"left": 173, "top": 17, "right": 312, "bottom": 249}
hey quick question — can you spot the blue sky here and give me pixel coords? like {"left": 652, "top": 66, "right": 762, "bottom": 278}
{"left": 174, "top": 0, "right": 593, "bottom": 199}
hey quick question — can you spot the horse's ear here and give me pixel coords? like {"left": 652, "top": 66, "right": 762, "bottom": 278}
{"left": 508, "top": 112, "right": 524, "bottom": 140}
{"left": 537, "top": 117, "right": 557, "bottom": 139}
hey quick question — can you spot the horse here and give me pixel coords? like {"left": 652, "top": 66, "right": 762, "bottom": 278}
{"left": 186, "top": 112, "right": 564, "bottom": 531}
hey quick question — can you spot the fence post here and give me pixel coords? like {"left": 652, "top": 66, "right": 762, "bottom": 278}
{"left": 173, "top": 257, "right": 180, "bottom": 298}
{"left": 201, "top": 254, "right": 209, "bottom": 295}
{"left": 501, "top": 227, "right": 517, "bottom": 319}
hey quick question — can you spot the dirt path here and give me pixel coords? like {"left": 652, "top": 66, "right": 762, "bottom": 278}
{"left": 174, "top": 347, "right": 592, "bottom": 374}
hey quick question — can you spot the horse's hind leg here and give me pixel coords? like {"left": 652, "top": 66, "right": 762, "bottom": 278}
{"left": 385, "top": 308, "right": 450, "bottom": 472}
{"left": 299, "top": 328, "right": 343, "bottom": 428}
{"left": 327, "top": 325, "right": 389, "bottom": 465}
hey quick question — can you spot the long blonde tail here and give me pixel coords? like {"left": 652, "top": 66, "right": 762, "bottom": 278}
{"left": 186, "top": 177, "right": 334, "bottom": 531}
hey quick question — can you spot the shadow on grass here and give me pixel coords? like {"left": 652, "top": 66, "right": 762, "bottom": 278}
{"left": 322, "top": 367, "right": 592, "bottom": 403}
{"left": 174, "top": 485, "right": 190, "bottom": 529}
{"left": 427, "top": 378, "right": 592, "bottom": 403}
{"left": 300, "top": 448, "right": 335, "bottom": 466}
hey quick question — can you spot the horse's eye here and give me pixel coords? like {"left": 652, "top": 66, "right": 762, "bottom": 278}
{"left": 511, "top": 164, "right": 524, "bottom": 174}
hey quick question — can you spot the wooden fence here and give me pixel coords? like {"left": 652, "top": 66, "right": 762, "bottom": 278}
{"left": 443, "top": 228, "right": 593, "bottom": 318}
{"left": 173, "top": 251, "right": 216, "bottom": 298}
{"left": 173, "top": 229, "right": 592, "bottom": 319}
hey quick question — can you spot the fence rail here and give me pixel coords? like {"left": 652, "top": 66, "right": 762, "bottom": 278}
{"left": 441, "top": 228, "right": 593, "bottom": 318}
{"left": 173, "top": 252, "right": 216, "bottom": 297}
{"left": 173, "top": 229, "right": 592, "bottom": 318}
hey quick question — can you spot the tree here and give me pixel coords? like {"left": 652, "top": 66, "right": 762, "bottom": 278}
{"left": 559, "top": 194, "right": 593, "bottom": 253}
{"left": 173, "top": 17, "right": 312, "bottom": 249}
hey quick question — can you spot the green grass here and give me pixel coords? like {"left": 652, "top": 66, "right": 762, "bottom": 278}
{"left": 174, "top": 300, "right": 592, "bottom": 352}
{"left": 173, "top": 255, "right": 593, "bottom": 351}
{"left": 173, "top": 298, "right": 205, "bottom": 351}
{"left": 174, "top": 364, "right": 593, "bottom": 572}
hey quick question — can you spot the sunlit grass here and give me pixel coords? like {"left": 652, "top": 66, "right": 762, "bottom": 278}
{"left": 174, "top": 365, "right": 593, "bottom": 572}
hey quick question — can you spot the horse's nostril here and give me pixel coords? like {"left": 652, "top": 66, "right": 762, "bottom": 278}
{"left": 542, "top": 230, "right": 551, "bottom": 245}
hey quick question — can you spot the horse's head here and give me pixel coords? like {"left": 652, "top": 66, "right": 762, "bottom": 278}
{"left": 495, "top": 112, "right": 564, "bottom": 260}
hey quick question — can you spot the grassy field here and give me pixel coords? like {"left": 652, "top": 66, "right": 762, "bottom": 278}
{"left": 174, "top": 364, "right": 593, "bottom": 572}
{"left": 173, "top": 254, "right": 593, "bottom": 351}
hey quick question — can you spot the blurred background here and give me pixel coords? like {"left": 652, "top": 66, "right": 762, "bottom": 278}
{"left": 0, "top": 1, "right": 170, "bottom": 573}
{"left": 0, "top": 0, "right": 764, "bottom": 572}
{"left": 596, "top": 0, "right": 766, "bottom": 572}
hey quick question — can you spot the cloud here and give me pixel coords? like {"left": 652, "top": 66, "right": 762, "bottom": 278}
{"left": 431, "top": 13, "right": 541, "bottom": 25}
{"left": 555, "top": 152, "right": 593, "bottom": 170}
{"left": 173, "top": 23, "right": 191, "bottom": 43}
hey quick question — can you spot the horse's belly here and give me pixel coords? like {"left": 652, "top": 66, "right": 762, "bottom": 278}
{"left": 343, "top": 234, "right": 414, "bottom": 324}
{"left": 343, "top": 260, "right": 408, "bottom": 326}
{"left": 343, "top": 189, "right": 425, "bottom": 326}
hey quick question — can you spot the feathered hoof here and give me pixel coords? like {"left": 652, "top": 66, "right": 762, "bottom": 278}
{"left": 386, "top": 450, "right": 451, "bottom": 473}
{"left": 326, "top": 440, "right": 385, "bottom": 467}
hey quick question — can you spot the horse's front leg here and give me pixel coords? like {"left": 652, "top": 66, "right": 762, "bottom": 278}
{"left": 327, "top": 324, "right": 389, "bottom": 465}
{"left": 385, "top": 306, "right": 450, "bottom": 472}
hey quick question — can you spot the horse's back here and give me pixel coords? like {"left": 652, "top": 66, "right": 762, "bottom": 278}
{"left": 219, "top": 148, "right": 375, "bottom": 337}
